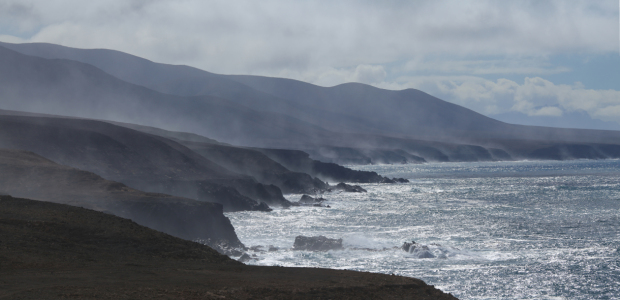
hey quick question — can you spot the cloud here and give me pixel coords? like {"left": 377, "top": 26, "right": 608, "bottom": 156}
{"left": 401, "top": 58, "right": 572, "bottom": 75}
{"left": 384, "top": 75, "right": 620, "bottom": 123}
{"left": 530, "top": 106, "right": 564, "bottom": 117}
{"left": 306, "top": 64, "right": 387, "bottom": 87}
{"left": 0, "top": 0, "right": 617, "bottom": 126}
{"left": 0, "top": 0, "right": 617, "bottom": 78}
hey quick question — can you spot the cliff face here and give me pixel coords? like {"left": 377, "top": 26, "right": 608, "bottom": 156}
{"left": 0, "top": 149, "right": 242, "bottom": 247}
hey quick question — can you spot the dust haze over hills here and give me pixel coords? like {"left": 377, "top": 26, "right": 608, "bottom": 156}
{"left": 2, "top": 41, "right": 620, "bottom": 164}
{"left": 2, "top": 41, "right": 620, "bottom": 250}
{"left": 0, "top": 148, "right": 241, "bottom": 246}
{"left": 1, "top": 41, "right": 619, "bottom": 298}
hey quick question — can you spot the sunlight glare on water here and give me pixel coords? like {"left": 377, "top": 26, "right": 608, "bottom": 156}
{"left": 226, "top": 160, "right": 620, "bottom": 299}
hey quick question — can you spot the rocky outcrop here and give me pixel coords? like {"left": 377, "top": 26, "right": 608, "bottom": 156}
{"left": 291, "top": 194, "right": 330, "bottom": 207}
{"left": 401, "top": 241, "right": 436, "bottom": 259}
{"left": 299, "top": 194, "right": 325, "bottom": 204}
{"left": 293, "top": 235, "right": 343, "bottom": 251}
{"left": 329, "top": 182, "right": 367, "bottom": 193}
{"left": 381, "top": 177, "right": 410, "bottom": 183}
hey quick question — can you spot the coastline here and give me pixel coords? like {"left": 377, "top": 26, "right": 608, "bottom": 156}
{"left": 0, "top": 195, "right": 457, "bottom": 299}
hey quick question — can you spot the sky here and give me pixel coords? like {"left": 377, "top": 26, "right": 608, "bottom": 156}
{"left": 1, "top": 0, "right": 619, "bottom": 129}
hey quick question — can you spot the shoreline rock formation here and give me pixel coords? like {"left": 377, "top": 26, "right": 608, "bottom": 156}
{"left": 293, "top": 235, "right": 344, "bottom": 251}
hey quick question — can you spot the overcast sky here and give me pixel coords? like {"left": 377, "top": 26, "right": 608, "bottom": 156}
{"left": 1, "top": 0, "right": 619, "bottom": 128}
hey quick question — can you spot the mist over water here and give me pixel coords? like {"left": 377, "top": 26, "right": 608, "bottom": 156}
{"left": 227, "top": 160, "right": 620, "bottom": 299}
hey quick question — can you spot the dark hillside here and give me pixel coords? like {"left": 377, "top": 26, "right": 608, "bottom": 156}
{"left": 0, "top": 195, "right": 457, "bottom": 299}
{"left": 0, "top": 149, "right": 242, "bottom": 246}
{"left": 184, "top": 141, "right": 328, "bottom": 194}
{"left": 0, "top": 45, "right": 338, "bottom": 147}
{"left": 0, "top": 114, "right": 289, "bottom": 211}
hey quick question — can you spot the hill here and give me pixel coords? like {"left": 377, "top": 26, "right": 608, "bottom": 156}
{"left": 2, "top": 41, "right": 620, "bottom": 164}
{"left": 0, "top": 195, "right": 457, "bottom": 299}
{"left": 0, "top": 114, "right": 289, "bottom": 211}
{"left": 0, "top": 148, "right": 242, "bottom": 247}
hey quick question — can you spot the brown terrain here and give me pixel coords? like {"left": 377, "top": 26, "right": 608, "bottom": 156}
{"left": 0, "top": 195, "right": 457, "bottom": 299}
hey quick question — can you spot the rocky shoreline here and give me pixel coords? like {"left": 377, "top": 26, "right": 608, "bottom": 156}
{"left": 0, "top": 195, "right": 457, "bottom": 299}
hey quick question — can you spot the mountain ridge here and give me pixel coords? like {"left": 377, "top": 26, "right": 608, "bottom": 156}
{"left": 2, "top": 41, "right": 620, "bottom": 164}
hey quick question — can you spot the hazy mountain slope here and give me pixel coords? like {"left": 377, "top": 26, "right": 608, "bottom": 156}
{"left": 0, "top": 45, "right": 503, "bottom": 165}
{"left": 2, "top": 42, "right": 620, "bottom": 163}
{"left": 0, "top": 42, "right": 382, "bottom": 136}
{"left": 0, "top": 149, "right": 242, "bottom": 246}
{"left": 230, "top": 75, "right": 620, "bottom": 145}
{"left": 101, "top": 119, "right": 409, "bottom": 185}
{"left": 1, "top": 42, "right": 496, "bottom": 139}
{"left": 0, "top": 45, "right": 340, "bottom": 147}
{"left": 229, "top": 77, "right": 504, "bottom": 135}
{"left": 9, "top": 41, "right": 619, "bottom": 146}
{"left": 183, "top": 141, "right": 328, "bottom": 194}
{"left": 0, "top": 114, "right": 290, "bottom": 211}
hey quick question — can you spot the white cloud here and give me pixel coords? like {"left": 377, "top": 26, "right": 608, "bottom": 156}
{"left": 0, "top": 0, "right": 617, "bottom": 77}
{"left": 0, "top": 0, "right": 617, "bottom": 125}
{"left": 384, "top": 75, "right": 620, "bottom": 122}
{"left": 0, "top": 34, "right": 26, "bottom": 43}
{"left": 305, "top": 64, "right": 387, "bottom": 87}
{"left": 530, "top": 106, "right": 564, "bottom": 117}
{"left": 401, "top": 58, "right": 571, "bottom": 75}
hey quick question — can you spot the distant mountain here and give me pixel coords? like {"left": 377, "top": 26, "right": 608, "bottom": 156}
{"left": 2, "top": 42, "right": 620, "bottom": 164}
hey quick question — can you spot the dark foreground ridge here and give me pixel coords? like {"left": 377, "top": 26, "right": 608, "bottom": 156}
{"left": 0, "top": 195, "right": 457, "bottom": 300}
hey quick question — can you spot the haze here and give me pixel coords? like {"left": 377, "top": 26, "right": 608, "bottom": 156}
{"left": 0, "top": 0, "right": 618, "bottom": 129}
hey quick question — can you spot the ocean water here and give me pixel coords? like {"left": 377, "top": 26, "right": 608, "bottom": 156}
{"left": 226, "top": 160, "right": 620, "bottom": 299}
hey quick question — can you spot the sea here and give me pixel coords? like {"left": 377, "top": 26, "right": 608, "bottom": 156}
{"left": 225, "top": 160, "right": 620, "bottom": 299}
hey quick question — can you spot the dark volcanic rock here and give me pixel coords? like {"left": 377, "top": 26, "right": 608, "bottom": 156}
{"left": 401, "top": 241, "right": 416, "bottom": 252}
{"left": 299, "top": 194, "right": 326, "bottom": 204}
{"left": 293, "top": 235, "right": 343, "bottom": 251}
{"left": 393, "top": 177, "right": 410, "bottom": 183}
{"left": 330, "top": 182, "right": 367, "bottom": 193}
{"left": 238, "top": 253, "right": 253, "bottom": 263}
{"left": 291, "top": 194, "right": 330, "bottom": 207}
{"left": 379, "top": 177, "right": 410, "bottom": 184}
{"left": 401, "top": 241, "right": 436, "bottom": 259}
